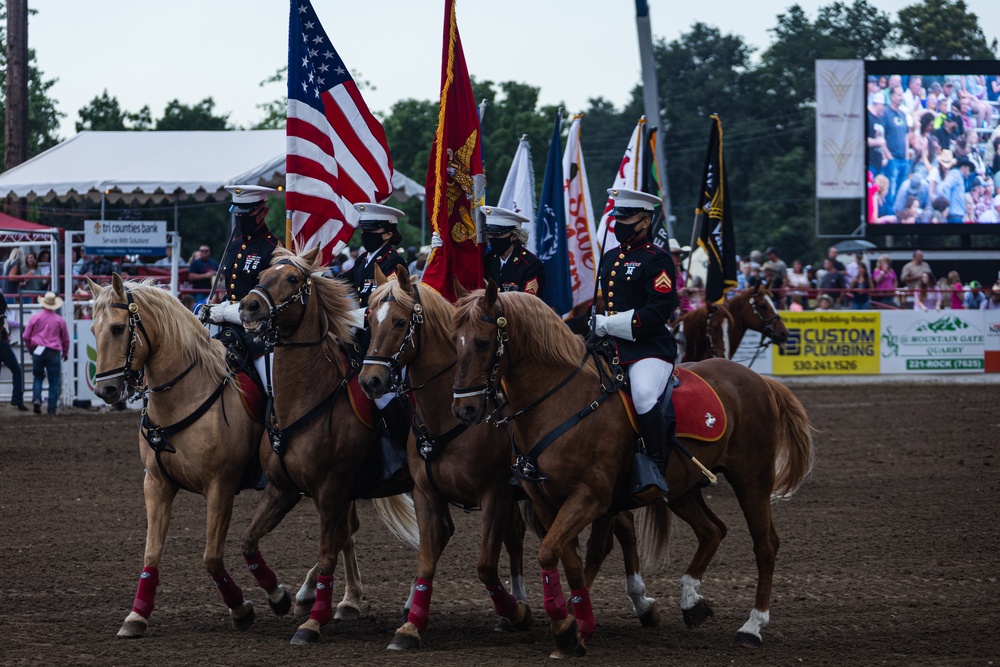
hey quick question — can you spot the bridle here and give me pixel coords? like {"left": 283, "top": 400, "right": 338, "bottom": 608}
{"left": 451, "top": 303, "right": 508, "bottom": 411}
{"left": 94, "top": 285, "right": 152, "bottom": 403}
{"left": 749, "top": 290, "right": 784, "bottom": 344}
{"left": 246, "top": 259, "right": 314, "bottom": 347}
{"left": 363, "top": 283, "right": 426, "bottom": 393}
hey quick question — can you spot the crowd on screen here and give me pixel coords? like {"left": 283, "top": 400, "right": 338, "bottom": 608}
{"left": 867, "top": 73, "right": 1000, "bottom": 224}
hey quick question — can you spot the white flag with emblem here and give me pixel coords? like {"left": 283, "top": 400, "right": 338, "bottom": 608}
{"left": 497, "top": 135, "right": 537, "bottom": 253}
{"left": 596, "top": 116, "right": 645, "bottom": 253}
{"left": 562, "top": 116, "right": 598, "bottom": 314}
{"left": 815, "top": 60, "right": 864, "bottom": 198}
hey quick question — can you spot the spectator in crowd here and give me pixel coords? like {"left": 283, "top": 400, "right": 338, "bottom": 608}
{"left": 893, "top": 171, "right": 930, "bottom": 218}
{"left": 21, "top": 292, "right": 70, "bottom": 416}
{"left": 2, "top": 247, "right": 25, "bottom": 302}
{"left": 873, "top": 174, "right": 895, "bottom": 221}
{"left": 151, "top": 246, "right": 174, "bottom": 267}
{"left": 1, "top": 302, "right": 27, "bottom": 411}
{"left": 22, "top": 252, "right": 46, "bottom": 293}
{"left": 968, "top": 177, "right": 993, "bottom": 221}
{"left": 867, "top": 92, "right": 889, "bottom": 177}
{"left": 815, "top": 294, "right": 834, "bottom": 311}
{"left": 944, "top": 271, "right": 965, "bottom": 310}
{"left": 765, "top": 247, "right": 787, "bottom": 276}
{"left": 37, "top": 250, "right": 52, "bottom": 277}
{"left": 873, "top": 254, "right": 898, "bottom": 307}
{"left": 187, "top": 244, "right": 218, "bottom": 297}
{"left": 928, "top": 196, "right": 949, "bottom": 223}
{"left": 845, "top": 252, "right": 865, "bottom": 282}
{"left": 898, "top": 199, "right": 920, "bottom": 223}
{"left": 980, "top": 194, "right": 1000, "bottom": 223}
{"left": 827, "top": 246, "right": 846, "bottom": 271}
{"left": 848, "top": 264, "right": 874, "bottom": 310}
{"left": 785, "top": 259, "right": 810, "bottom": 309}
{"left": 883, "top": 85, "right": 911, "bottom": 204}
{"left": 788, "top": 295, "right": 804, "bottom": 311}
{"left": 913, "top": 271, "right": 941, "bottom": 312}
{"left": 761, "top": 262, "right": 784, "bottom": 299}
{"left": 935, "top": 151, "right": 968, "bottom": 223}
{"left": 80, "top": 254, "right": 113, "bottom": 278}
{"left": 180, "top": 293, "right": 196, "bottom": 312}
{"left": 70, "top": 248, "right": 84, "bottom": 276}
{"left": 901, "top": 75, "right": 924, "bottom": 116}
{"left": 964, "top": 280, "right": 985, "bottom": 310}
{"left": 900, "top": 249, "right": 933, "bottom": 291}
{"left": 979, "top": 282, "right": 1000, "bottom": 311}
{"left": 341, "top": 246, "right": 359, "bottom": 273}
{"left": 818, "top": 259, "right": 848, "bottom": 308}
{"left": 932, "top": 110, "right": 962, "bottom": 153}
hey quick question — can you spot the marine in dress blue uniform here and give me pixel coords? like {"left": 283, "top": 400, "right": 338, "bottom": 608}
{"left": 219, "top": 186, "right": 281, "bottom": 305}
{"left": 593, "top": 188, "right": 679, "bottom": 495}
{"left": 341, "top": 203, "right": 407, "bottom": 309}
{"left": 480, "top": 206, "right": 546, "bottom": 298}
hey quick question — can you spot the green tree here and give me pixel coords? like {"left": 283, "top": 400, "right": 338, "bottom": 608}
{"left": 155, "top": 98, "right": 230, "bottom": 131}
{"left": 75, "top": 90, "right": 151, "bottom": 132}
{"left": 253, "top": 67, "right": 287, "bottom": 130}
{"left": 897, "top": 0, "right": 998, "bottom": 59}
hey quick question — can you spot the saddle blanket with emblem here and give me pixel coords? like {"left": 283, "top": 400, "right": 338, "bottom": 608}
{"left": 617, "top": 366, "right": 727, "bottom": 442}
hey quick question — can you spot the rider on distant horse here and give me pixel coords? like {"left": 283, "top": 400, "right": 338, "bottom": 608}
{"left": 592, "top": 188, "right": 680, "bottom": 497}
{"left": 481, "top": 205, "right": 545, "bottom": 297}
{"left": 340, "top": 203, "right": 411, "bottom": 454}
{"left": 202, "top": 184, "right": 282, "bottom": 382}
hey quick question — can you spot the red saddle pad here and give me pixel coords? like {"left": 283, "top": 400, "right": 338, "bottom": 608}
{"left": 617, "top": 366, "right": 727, "bottom": 442}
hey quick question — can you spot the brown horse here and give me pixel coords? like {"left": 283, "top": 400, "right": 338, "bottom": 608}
{"left": 451, "top": 284, "right": 814, "bottom": 655}
{"left": 90, "top": 276, "right": 268, "bottom": 637}
{"left": 238, "top": 248, "right": 418, "bottom": 645}
{"left": 360, "top": 269, "right": 662, "bottom": 650}
{"left": 675, "top": 284, "right": 789, "bottom": 362}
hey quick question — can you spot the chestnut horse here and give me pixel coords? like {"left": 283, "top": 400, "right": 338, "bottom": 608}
{"left": 238, "top": 248, "right": 418, "bottom": 645}
{"left": 90, "top": 276, "right": 371, "bottom": 638}
{"left": 675, "top": 284, "right": 789, "bottom": 362}
{"left": 451, "top": 285, "right": 814, "bottom": 656}
{"left": 360, "top": 269, "right": 661, "bottom": 650}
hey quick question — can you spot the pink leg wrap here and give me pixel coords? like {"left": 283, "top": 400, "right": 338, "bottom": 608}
{"left": 570, "top": 587, "right": 596, "bottom": 641}
{"left": 132, "top": 566, "right": 159, "bottom": 619}
{"left": 211, "top": 570, "right": 245, "bottom": 609}
{"left": 407, "top": 578, "right": 433, "bottom": 632}
{"left": 541, "top": 569, "right": 568, "bottom": 620}
{"left": 310, "top": 574, "right": 333, "bottom": 625}
{"left": 244, "top": 552, "right": 278, "bottom": 591}
{"left": 485, "top": 579, "right": 519, "bottom": 618}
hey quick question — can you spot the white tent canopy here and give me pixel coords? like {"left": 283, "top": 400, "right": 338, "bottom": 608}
{"left": 0, "top": 130, "right": 425, "bottom": 205}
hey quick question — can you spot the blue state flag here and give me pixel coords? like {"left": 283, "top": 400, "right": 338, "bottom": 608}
{"left": 535, "top": 112, "right": 572, "bottom": 315}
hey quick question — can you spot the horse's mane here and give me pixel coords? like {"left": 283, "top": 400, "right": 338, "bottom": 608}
{"left": 269, "top": 248, "right": 356, "bottom": 348}
{"left": 369, "top": 278, "right": 454, "bottom": 347}
{"left": 454, "top": 290, "right": 597, "bottom": 378}
{"left": 728, "top": 285, "right": 774, "bottom": 311}
{"left": 92, "top": 278, "right": 230, "bottom": 384}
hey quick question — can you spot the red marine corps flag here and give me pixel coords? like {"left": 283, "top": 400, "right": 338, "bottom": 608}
{"left": 421, "top": 0, "right": 486, "bottom": 302}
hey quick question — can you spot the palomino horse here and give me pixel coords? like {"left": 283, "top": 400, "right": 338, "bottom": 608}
{"left": 238, "top": 248, "right": 419, "bottom": 645}
{"left": 674, "top": 284, "right": 789, "bottom": 362}
{"left": 451, "top": 285, "right": 814, "bottom": 656}
{"left": 90, "top": 276, "right": 272, "bottom": 637}
{"left": 359, "top": 268, "right": 661, "bottom": 650}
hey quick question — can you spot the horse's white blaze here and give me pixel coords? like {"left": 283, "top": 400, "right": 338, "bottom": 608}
{"left": 626, "top": 573, "right": 655, "bottom": 617}
{"left": 679, "top": 574, "right": 704, "bottom": 610}
{"left": 274, "top": 264, "right": 287, "bottom": 271}
{"left": 509, "top": 575, "right": 527, "bottom": 603}
{"left": 722, "top": 319, "right": 731, "bottom": 359}
{"left": 459, "top": 335, "right": 466, "bottom": 348}
{"left": 763, "top": 295, "right": 776, "bottom": 315}
{"left": 737, "top": 608, "right": 770, "bottom": 639}
{"left": 375, "top": 301, "right": 390, "bottom": 324}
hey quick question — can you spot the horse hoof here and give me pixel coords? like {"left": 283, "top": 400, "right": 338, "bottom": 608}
{"left": 495, "top": 601, "right": 533, "bottom": 632}
{"left": 268, "top": 586, "right": 292, "bottom": 617}
{"left": 117, "top": 613, "right": 148, "bottom": 638}
{"left": 683, "top": 600, "right": 714, "bottom": 629}
{"left": 734, "top": 630, "right": 763, "bottom": 648}
{"left": 550, "top": 617, "right": 585, "bottom": 658}
{"left": 387, "top": 622, "right": 422, "bottom": 650}
{"left": 231, "top": 600, "right": 255, "bottom": 631}
{"left": 639, "top": 601, "right": 661, "bottom": 628}
{"left": 334, "top": 602, "right": 360, "bottom": 622}
{"left": 293, "top": 596, "right": 315, "bottom": 617}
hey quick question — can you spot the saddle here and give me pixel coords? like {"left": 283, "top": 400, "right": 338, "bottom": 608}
{"left": 617, "top": 366, "right": 727, "bottom": 442}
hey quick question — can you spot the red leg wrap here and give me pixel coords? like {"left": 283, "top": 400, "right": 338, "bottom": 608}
{"left": 407, "top": 578, "right": 433, "bottom": 632}
{"left": 485, "top": 579, "right": 519, "bottom": 618}
{"left": 309, "top": 574, "right": 333, "bottom": 625}
{"left": 132, "top": 566, "right": 159, "bottom": 619}
{"left": 541, "top": 569, "right": 568, "bottom": 620}
{"left": 571, "top": 587, "right": 596, "bottom": 641}
{"left": 211, "top": 570, "right": 245, "bottom": 609}
{"left": 244, "top": 552, "right": 278, "bottom": 591}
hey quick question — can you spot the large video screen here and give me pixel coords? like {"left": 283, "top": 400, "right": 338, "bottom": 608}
{"left": 865, "top": 60, "right": 1000, "bottom": 233}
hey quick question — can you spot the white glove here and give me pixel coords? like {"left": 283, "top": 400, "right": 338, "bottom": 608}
{"left": 346, "top": 307, "right": 366, "bottom": 329}
{"left": 208, "top": 301, "right": 242, "bottom": 325}
{"left": 594, "top": 310, "right": 636, "bottom": 341}
{"left": 430, "top": 231, "right": 443, "bottom": 249}
{"left": 593, "top": 314, "right": 610, "bottom": 337}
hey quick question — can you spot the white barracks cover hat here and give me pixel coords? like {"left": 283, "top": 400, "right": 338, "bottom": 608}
{"left": 353, "top": 202, "right": 405, "bottom": 230}
{"left": 478, "top": 205, "right": 529, "bottom": 233}
{"left": 225, "top": 184, "right": 275, "bottom": 213}
{"left": 608, "top": 188, "right": 661, "bottom": 216}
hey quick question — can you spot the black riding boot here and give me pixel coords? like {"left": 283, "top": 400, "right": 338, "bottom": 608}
{"left": 631, "top": 410, "right": 669, "bottom": 505}
{"left": 377, "top": 396, "right": 412, "bottom": 480}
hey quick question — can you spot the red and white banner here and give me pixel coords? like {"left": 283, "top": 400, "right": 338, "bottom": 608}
{"left": 596, "top": 116, "right": 645, "bottom": 254}
{"left": 562, "top": 116, "right": 598, "bottom": 314}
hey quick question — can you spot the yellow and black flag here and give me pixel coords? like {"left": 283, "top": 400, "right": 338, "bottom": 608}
{"left": 695, "top": 115, "right": 738, "bottom": 304}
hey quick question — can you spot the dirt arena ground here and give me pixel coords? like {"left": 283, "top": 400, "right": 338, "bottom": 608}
{"left": 1, "top": 382, "right": 998, "bottom": 666}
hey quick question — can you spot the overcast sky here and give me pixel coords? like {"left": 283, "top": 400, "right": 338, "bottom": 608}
{"left": 29, "top": 0, "right": 1000, "bottom": 140}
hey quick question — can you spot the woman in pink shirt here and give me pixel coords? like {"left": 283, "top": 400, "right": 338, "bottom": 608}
{"left": 872, "top": 254, "right": 898, "bottom": 307}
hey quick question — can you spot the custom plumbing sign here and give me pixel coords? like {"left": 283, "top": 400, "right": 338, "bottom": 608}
{"left": 85, "top": 220, "right": 166, "bottom": 256}
{"left": 773, "top": 311, "right": 880, "bottom": 375}
{"left": 880, "top": 311, "right": 985, "bottom": 373}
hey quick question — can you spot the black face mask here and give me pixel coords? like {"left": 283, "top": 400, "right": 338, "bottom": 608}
{"left": 488, "top": 236, "right": 513, "bottom": 256}
{"left": 237, "top": 214, "right": 264, "bottom": 236}
{"left": 362, "top": 231, "right": 385, "bottom": 253}
{"left": 614, "top": 222, "right": 640, "bottom": 246}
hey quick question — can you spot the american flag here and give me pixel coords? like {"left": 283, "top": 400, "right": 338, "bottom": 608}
{"left": 286, "top": 0, "right": 394, "bottom": 265}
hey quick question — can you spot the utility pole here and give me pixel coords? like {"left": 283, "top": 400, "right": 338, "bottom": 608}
{"left": 635, "top": 0, "right": 673, "bottom": 239}
{"left": 5, "top": 0, "right": 29, "bottom": 172}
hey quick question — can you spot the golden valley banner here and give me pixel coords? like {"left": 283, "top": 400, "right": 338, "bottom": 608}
{"left": 773, "top": 312, "right": 880, "bottom": 375}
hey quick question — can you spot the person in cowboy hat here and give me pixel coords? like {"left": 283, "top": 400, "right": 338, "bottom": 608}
{"left": 592, "top": 188, "right": 680, "bottom": 502}
{"left": 480, "top": 205, "right": 545, "bottom": 297}
{"left": 340, "top": 202, "right": 408, "bottom": 309}
{"left": 22, "top": 291, "right": 70, "bottom": 415}
{"left": 980, "top": 281, "right": 1000, "bottom": 311}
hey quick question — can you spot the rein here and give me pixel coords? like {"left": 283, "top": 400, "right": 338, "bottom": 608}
{"left": 247, "top": 259, "right": 316, "bottom": 348}
{"left": 94, "top": 286, "right": 152, "bottom": 403}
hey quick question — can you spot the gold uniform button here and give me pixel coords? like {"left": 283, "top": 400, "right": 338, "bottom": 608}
{"left": 608, "top": 302, "right": 614, "bottom": 310}
{"left": 611, "top": 271, "right": 616, "bottom": 277}
{"left": 237, "top": 254, "right": 243, "bottom": 259}
{"left": 608, "top": 292, "right": 614, "bottom": 298}
{"left": 241, "top": 244, "right": 247, "bottom": 250}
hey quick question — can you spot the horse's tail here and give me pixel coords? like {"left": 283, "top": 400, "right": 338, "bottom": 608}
{"left": 763, "top": 376, "right": 816, "bottom": 500}
{"left": 635, "top": 501, "right": 673, "bottom": 573}
{"left": 371, "top": 494, "right": 420, "bottom": 549}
